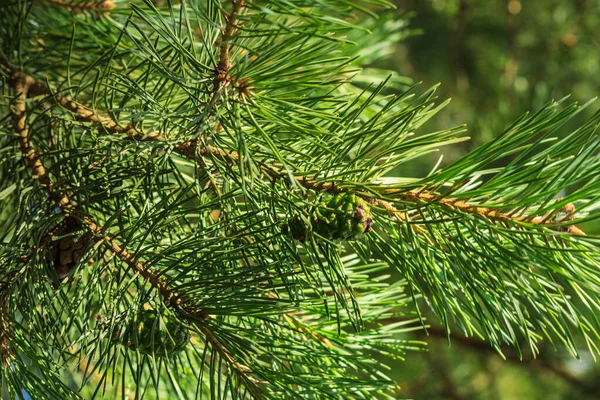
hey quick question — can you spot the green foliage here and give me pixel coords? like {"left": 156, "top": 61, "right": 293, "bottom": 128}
{"left": 0, "top": 0, "right": 599, "bottom": 399}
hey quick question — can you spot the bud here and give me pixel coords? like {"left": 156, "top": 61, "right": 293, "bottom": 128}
{"left": 282, "top": 215, "right": 310, "bottom": 243}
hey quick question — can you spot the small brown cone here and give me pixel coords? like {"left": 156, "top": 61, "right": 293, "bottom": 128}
{"left": 49, "top": 217, "right": 93, "bottom": 281}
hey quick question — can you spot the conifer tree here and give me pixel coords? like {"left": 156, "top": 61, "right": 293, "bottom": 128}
{"left": 1, "top": 0, "right": 600, "bottom": 398}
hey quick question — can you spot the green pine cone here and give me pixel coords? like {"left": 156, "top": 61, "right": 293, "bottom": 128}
{"left": 314, "top": 193, "right": 373, "bottom": 241}
{"left": 313, "top": 217, "right": 331, "bottom": 238}
{"left": 284, "top": 194, "right": 373, "bottom": 242}
{"left": 118, "top": 310, "right": 190, "bottom": 357}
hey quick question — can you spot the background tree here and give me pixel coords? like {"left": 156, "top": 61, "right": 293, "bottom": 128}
{"left": 388, "top": 1, "right": 600, "bottom": 398}
{"left": 1, "top": 0, "right": 600, "bottom": 399}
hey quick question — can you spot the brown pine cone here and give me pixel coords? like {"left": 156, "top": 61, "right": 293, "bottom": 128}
{"left": 49, "top": 216, "right": 93, "bottom": 280}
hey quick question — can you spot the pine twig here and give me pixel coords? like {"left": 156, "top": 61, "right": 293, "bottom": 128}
{"left": 207, "top": 0, "right": 249, "bottom": 109}
{"left": 385, "top": 190, "right": 584, "bottom": 234}
{"left": 5, "top": 65, "right": 585, "bottom": 236}
{"left": 84, "top": 217, "right": 210, "bottom": 319}
{"left": 50, "top": 92, "right": 583, "bottom": 233}
{"left": 18, "top": 80, "right": 411, "bottom": 225}
{"left": 215, "top": 0, "right": 246, "bottom": 84}
{"left": 12, "top": 72, "right": 70, "bottom": 208}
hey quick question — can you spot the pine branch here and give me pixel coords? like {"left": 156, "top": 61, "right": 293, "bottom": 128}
{"left": 3, "top": 1, "right": 600, "bottom": 396}
{"left": 11, "top": 71, "right": 70, "bottom": 208}
{"left": 216, "top": 0, "right": 246, "bottom": 83}
{"left": 5, "top": 58, "right": 596, "bottom": 358}
{"left": 11, "top": 67, "right": 579, "bottom": 236}
{"left": 384, "top": 189, "right": 585, "bottom": 234}
{"left": 7, "top": 39, "right": 583, "bottom": 237}
{"left": 2, "top": 64, "right": 410, "bottom": 225}
{"left": 44, "top": 86, "right": 585, "bottom": 235}
{"left": 7, "top": 71, "right": 268, "bottom": 396}
{"left": 10, "top": 83, "right": 585, "bottom": 286}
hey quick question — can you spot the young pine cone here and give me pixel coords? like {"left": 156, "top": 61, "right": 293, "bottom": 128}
{"left": 112, "top": 310, "right": 190, "bottom": 357}
{"left": 283, "top": 193, "right": 373, "bottom": 242}
{"left": 49, "top": 216, "right": 93, "bottom": 280}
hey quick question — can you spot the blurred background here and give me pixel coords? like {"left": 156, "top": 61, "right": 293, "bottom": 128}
{"left": 393, "top": 0, "right": 599, "bottom": 148}
{"left": 372, "top": 0, "right": 600, "bottom": 398}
